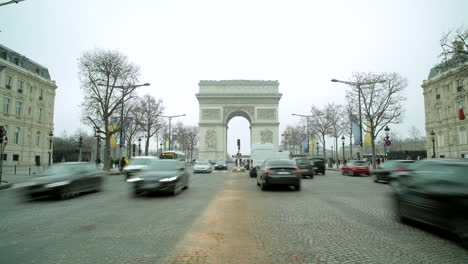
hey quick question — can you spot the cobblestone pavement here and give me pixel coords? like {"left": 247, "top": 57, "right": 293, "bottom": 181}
{"left": 1, "top": 168, "right": 468, "bottom": 264}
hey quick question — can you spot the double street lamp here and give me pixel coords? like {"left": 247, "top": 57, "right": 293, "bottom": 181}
{"left": 162, "top": 114, "right": 186, "bottom": 151}
{"left": 94, "top": 126, "right": 102, "bottom": 164}
{"left": 316, "top": 141, "right": 319, "bottom": 157}
{"left": 138, "top": 137, "right": 142, "bottom": 156}
{"left": 78, "top": 136, "right": 83, "bottom": 162}
{"left": 430, "top": 130, "right": 436, "bottom": 158}
{"left": 292, "top": 113, "right": 312, "bottom": 157}
{"left": 331, "top": 78, "right": 386, "bottom": 158}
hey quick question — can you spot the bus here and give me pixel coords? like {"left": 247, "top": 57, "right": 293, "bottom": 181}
{"left": 159, "top": 151, "right": 186, "bottom": 161}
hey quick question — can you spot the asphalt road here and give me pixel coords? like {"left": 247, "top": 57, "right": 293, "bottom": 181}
{"left": 1, "top": 167, "right": 468, "bottom": 264}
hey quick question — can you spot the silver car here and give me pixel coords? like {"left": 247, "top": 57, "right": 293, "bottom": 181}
{"left": 124, "top": 156, "right": 158, "bottom": 179}
{"left": 193, "top": 160, "right": 212, "bottom": 173}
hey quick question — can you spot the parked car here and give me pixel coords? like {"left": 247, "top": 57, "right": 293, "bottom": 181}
{"left": 391, "top": 159, "right": 468, "bottom": 248}
{"left": 310, "top": 158, "right": 326, "bottom": 175}
{"left": 293, "top": 157, "right": 315, "bottom": 179}
{"left": 256, "top": 159, "right": 301, "bottom": 191}
{"left": 127, "top": 160, "right": 189, "bottom": 196}
{"left": 193, "top": 160, "right": 212, "bottom": 173}
{"left": 17, "top": 162, "right": 104, "bottom": 200}
{"left": 214, "top": 160, "right": 228, "bottom": 170}
{"left": 372, "top": 160, "right": 415, "bottom": 183}
{"left": 341, "top": 160, "right": 370, "bottom": 176}
{"left": 123, "top": 156, "right": 158, "bottom": 179}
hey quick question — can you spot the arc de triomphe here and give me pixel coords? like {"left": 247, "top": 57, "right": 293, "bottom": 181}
{"left": 196, "top": 80, "right": 282, "bottom": 161}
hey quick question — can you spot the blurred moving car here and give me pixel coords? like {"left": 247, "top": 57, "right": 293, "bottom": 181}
{"left": 193, "top": 160, "right": 212, "bottom": 173}
{"left": 256, "top": 159, "right": 301, "bottom": 191}
{"left": 341, "top": 160, "right": 370, "bottom": 176}
{"left": 127, "top": 160, "right": 189, "bottom": 196}
{"left": 310, "top": 158, "right": 326, "bottom": 175}
{"left": 123, "top": 156, "right": 158, "bottom": 179}
{"left": 293, "top": 157, "right": 315, "bottom": 179}
{"left": 214, "top": 160, "right": 228, "bottom": 170}
{"left": 372, "top": 160, "right": 415, "bottom": 183}
{"left": 17, "top": 162, "right": 104, "bottom": 200}
{"left": 391, "top": 159, "right": 468, "bottom": 248}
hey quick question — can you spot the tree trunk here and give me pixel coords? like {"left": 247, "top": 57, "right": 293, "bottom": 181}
{"left": 104, "top": 123, "right": 111, "bottom": 171}
{"left": 322, "top": 135, "right": 327, "bottom": 162}
{"left": 145, "top": 136, "right": 150, "bottom": 156}
{"left": 371, "top": 126, "right": 377, "bottom": 170}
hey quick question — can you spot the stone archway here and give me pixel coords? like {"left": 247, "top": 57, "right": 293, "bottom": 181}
{"left": 196, "top": 80, "right": 282, "bottom": 161}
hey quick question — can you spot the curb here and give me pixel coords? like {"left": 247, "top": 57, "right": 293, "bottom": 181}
{"left": 0, "top": 182, "right": 13, "bottom": 190}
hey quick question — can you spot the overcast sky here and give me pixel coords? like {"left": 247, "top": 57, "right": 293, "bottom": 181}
{"left": 1, "top": 0, "right": 467, "bottom": 155}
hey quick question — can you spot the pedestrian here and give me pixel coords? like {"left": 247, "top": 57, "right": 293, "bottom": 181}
{"left": 120, "top": 157, "right": 126, "bottom": 172}
{"left": 110, "top": 158, "right": 114, "bottom": 169}
{"left": 114, "top": 159, "right": 119, "bottom": 168}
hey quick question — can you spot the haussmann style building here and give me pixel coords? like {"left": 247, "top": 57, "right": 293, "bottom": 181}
{"left": 0, "top": 44, "right": 57, "bottom": 167}
{"left": 422, "top": 41, "right": 467, "bottom": 158}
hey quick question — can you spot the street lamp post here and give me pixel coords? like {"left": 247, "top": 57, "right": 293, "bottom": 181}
{"left": 160, "top": 143, "right": 163, "bottom": 155}
{"left": 138, "top": 137, "right": 142, "bottom": 156}
{"left": 48, "top": 132, "right": 53, "bottom": 166}
{"left": 384, "top": 126, "right": 390, "bottom": 160}
{"left": 316, "top": 142, "right": 319, "bottom": 157}
{"left": 292, "top": 113, "right": 312, "bottom": 157}
{"left": 78, "top": 136, "right": 83, "bottom": 162}
{"left": 331, "top": 78, "right": 386, "bottom": 159}
{"left": 331, "top": 146, "right": 334, "bottom": 167}
{"left": 341, "top": 135, "right": 345, "bottom": 164}
{"left": 162, "top": 114, "right": 186, "bottom": 151}
{"left": 430, "top": 130, "right": 436, "bottom": 158}
{"left": 94, "top": 126, "right": 101, "bottom": 164}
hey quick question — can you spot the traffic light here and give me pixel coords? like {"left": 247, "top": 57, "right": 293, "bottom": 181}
{"left": 0, "top": 126, "right": 5, "bottom": 144}
{"left": 237, "top": 139, "right": 240, "bottom": 147}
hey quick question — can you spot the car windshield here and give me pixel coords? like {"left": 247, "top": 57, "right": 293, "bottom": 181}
{"left": 267, "top": 160, "right": 296, "bottom": 167}
{"left": 196, "top": 161, "right": 209, "bottom": 165}
{"left": 146, "top": 161, "right": 178, "bottom": 171}
{"left": 295, "top": 159, "right": 311, "bottom": 165}
{"left": 130, "top": 158, "right": 153, "bottom": 166}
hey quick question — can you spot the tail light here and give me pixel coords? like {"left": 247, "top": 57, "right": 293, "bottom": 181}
{"left": 265, "top": 168, "right": 274, "bottom": 173}
{"left": 292, "top": 168, "right": 300, "bottom": 173}
{"left": 395, "top": 169, "right": 408, "bottom": 172}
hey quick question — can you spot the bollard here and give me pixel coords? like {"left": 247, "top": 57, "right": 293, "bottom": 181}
{"left": 14, "top": 165, "right": 17, "bottom": 175}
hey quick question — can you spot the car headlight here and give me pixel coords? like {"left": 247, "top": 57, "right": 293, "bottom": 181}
{"left": 126, "top": 177, "right": 143, "bottom": 182}
{"left": 44, "top": 181, "right": 71, "bottom": 188}
{"left": 159, "top": 176, "right": 177, "bottom": 182}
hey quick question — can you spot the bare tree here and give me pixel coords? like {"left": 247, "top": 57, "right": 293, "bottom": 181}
{"left": 124, "top": 98, "right": 144, "bottom": 157}
{"left": 346, "top": 72, "right": 407, "bottom": 168}
{"left": 134, "top": 94, "right": 165, "bottom": 155}
{"left": 310, "top": 105, "right": 333, "bottom": 161}
{"left": 78, "top": 49, "right": 141, "bottom": 170}
{"left": 327, "top": 103, "right": 345, "bottom": 167}
{"left": 440, "top": 27, "right": 468, "bottom": 62}
{"left": 281, "top": 125, "right": 304, "bottom": 155}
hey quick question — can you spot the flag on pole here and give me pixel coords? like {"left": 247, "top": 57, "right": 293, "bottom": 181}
{"left": 350, "top": 115, "right": 361, "bottom": 145}
{"left": 363, "top": 120, "right": 372, "bottom": 146}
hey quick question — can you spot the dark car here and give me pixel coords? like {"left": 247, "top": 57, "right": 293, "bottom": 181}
{"left": 293, "top": 157, "right": 314, "bottom": 179}
{"left": 256, "top": 159, "right": 301, "bottom": 191}
{"left": 310, "top": 158, "right": 325, "bottom": 175}
{"left": 391, "top": 159, "right": 468, "bottom": 248}
{"left": 341, "top": 160, "right": 370, "bottom": 176}
{"left": 18, "top": 162, "right": 104, "bottom": 200}
{"left": 372, "top": 160, "right": 415, "bottom": 183}
{"left": 127, "top": 160, "right": 189, "bottom": 196}
{"left": 249, "top": 160, "right": 264, "bottom": 178}
{"left": 214, "top": 160, "right": 228, "bottom": 170}
{"left": 123, "top": 156, "right": 158, "bottom": 179}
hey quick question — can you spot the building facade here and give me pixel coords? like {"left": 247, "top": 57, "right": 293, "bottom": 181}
{"left": 422, "top": 42, "right": 467, "bottom": 158}
{"left": 0, "top": 44, "right": 57, "bottom": 167}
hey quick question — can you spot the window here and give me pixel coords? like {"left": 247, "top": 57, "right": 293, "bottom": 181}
{"left": 14, "top": 127, "right": 20, "bottom": 144}
{"left": 437, "top": 107, "right": 442, "bottom": 121}
{"left": 39, "top": 88, "right": 43, "bottom": 100}
{"left": 17, "top": 80, "right": 24, "bottom": 93}
{"left": 457, "top": 79, "right": 464, "bottom": 92}
{"left": 36, "top": 131, "right": 41, "bottom": 146}
{"left": 37, "top": 107, "right": 42, "bottom": 120}
{"left": 460, "top": 127, "right": 467, "bottom": 145}
{"left": 437, "top": 131, "right": 444, "bottom": 147}
{"left": 2, "top": 154, "right": 6, "bottom": 161}
{"left": 13, "top": 154, "right": 19, "bottom": 161}
{"left": 15, "top": 101, "right": 22, "bottom": 116}
{"left": 3, "top": 98, "right": 10, "bottom": 113}
{"left": 435, "top": 87, "right": 441, "bottom": 99}
{"left": 29, "top": 85, "right": 33, "bottom": 94}
{"left": 5, "top": 75, "right": 12, "bottom": 89}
